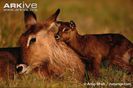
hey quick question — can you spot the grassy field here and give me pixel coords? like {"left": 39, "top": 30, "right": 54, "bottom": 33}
{"left": 0, "top": 0, "right": 133, "bottom": 88}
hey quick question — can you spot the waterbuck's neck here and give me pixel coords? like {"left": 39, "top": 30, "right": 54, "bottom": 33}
{"left": 66, "top": 30, "right": 83, "bottom": 55}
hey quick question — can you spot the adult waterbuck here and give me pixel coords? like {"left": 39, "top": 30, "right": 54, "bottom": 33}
{"left": 55, "top": 20, "right": 133, "bottom": 77}
{"left": 16, "top": 9, "right": 85, "bottom": 81}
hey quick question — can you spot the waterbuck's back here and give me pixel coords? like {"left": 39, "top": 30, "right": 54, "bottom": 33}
{"left": 93, "top": 34, "right": 133, "bottom": 48}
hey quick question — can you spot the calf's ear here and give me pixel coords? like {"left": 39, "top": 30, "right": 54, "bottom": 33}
{"left": 70, "top": 21, "right": 76, "bottom": 27}
{"left": 69, "top": 20, "right": 76, "bottom": 30}
{"left": 24, "top": 10, "right": 37, "bottom": 29}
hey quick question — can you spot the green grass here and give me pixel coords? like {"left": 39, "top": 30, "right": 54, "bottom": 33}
{"left": 0, "top": 0, "right": 133, "bottom": 87}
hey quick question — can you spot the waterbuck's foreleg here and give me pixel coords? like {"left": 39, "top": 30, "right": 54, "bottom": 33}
{"left": 92, "top": 55, "right": 102, "bottom": 78}
{"left": 129, "top": 48, "right": 133, "bottom": 63}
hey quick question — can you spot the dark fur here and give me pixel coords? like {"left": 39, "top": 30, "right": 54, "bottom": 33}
{"left": 55, "top": 21, "right": 133, "bottom": 77}
{"left": 0, "top": 47, "right": 21, "bottom": 79}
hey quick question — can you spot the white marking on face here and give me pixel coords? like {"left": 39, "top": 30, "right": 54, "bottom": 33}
{"left": 55, "top": 23, "right": 61, "bottom": 27}
{"left": 62, "top": 28, "right": 66, "bottom": 32}
{"left": 27, "top": 35, "right": 36, "bottom": 47}
{"left": 48, "top": 22, "right": 55, "bottom": 30}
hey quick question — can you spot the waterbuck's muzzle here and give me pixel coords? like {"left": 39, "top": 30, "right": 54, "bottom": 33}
{"left": 16, "top": 64, "right": 28, "bottom": 74}
{"left": 16, "top": 64, "right": 38, "bottom": 75}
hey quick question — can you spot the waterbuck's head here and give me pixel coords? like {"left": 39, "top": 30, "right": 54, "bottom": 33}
{"left": 16, "top": 9, "right": 60, "bottom": 74}
{"left": 55, "top": 20, "right": 76, "bottom": 41}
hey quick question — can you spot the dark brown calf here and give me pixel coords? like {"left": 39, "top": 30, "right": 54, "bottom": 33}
{"left": 55, "top": 20, "right": 133, "bottom": 77}
{"left": 0, "top": 47, "right": 21, "bottom": 79}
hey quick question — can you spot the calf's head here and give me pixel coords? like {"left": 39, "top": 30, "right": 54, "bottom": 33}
{"left": 55, "top": 20, "right": 76, "bottom": 41}
{"left": 16, "top": 9, "right": 60, "bottom": 74}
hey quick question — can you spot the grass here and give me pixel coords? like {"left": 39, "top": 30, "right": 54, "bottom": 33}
{"left": 0, "top": 67, "right": 132, "bottom": 88}
{"left": 0, "top": 0, "right": 133, "bottom": 87}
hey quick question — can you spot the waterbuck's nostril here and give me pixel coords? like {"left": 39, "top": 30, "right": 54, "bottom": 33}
{"left": 16, "top": 64, "right": 28, "bottom": 74}
{"left": 16, "top": 66, "right": 23, "bottom": 73}
{"left": 55, "top": 35, "right": 60, "bottom": 40}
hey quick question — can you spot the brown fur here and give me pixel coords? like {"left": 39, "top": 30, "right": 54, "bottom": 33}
{"left": 55, "top": 21, "right": 133, "bottom": 77}
{"left": 0, "top": 47, "right": 21, "bottom": 79}
{"left": 17, "top": 9, "right": 85, "bottom": 81}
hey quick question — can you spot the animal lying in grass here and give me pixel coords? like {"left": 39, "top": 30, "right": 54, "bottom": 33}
{"left": 0, "top": 47, "right": 21, "bottom": 79}
{"left": 55, "top": 20, "right": 133, "bottom": 77}
{"left": 16, "top": 9, "right": 85, "bottom": 81}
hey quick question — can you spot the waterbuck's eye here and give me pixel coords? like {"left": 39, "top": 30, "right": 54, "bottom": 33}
{"left": 27, "top": 36, "right": 36, "bottom": 47}
{"left": 29, "top": 37, "right": 36, "bottom": 45}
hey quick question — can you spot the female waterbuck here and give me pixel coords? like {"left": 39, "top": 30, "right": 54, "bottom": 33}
{"left": 16, "top": 9, "right": 85, "bottom": 81}
{"left": 55, "top": 20, "right": 133, "bottom": 77}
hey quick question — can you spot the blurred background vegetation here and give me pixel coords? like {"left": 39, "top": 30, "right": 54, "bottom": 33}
{"left": 0, "top": 0, "right": 133, "bottom": 47}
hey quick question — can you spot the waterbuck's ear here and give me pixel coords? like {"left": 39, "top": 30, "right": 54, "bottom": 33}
{"left": 69, "top": 20, "right": 76, "bottom": 30}
{"left": 24, "top": 10, "right": 37, "bottom": 29}
{"left": 46, "top": 9, "right": 60, "bottom": 28}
